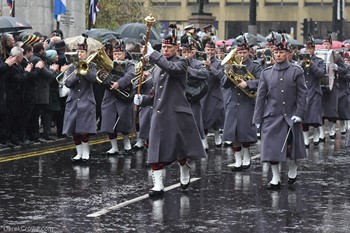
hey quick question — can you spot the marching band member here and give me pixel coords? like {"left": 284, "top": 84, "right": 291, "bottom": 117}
{"left": 133, "top": 59, "right": 153, "bottom": 150}
{"left": 336, "top": 51, "right": 350, "bottom": 136}
{"left": 253, "top": 35, "right": 308, "bottom": 190}
{"left": 222, "top": 35, "right": 262, "bottom": 171}
{"left": 216, "top": 42, "right": 226, "bottom": 61}
{"left": 341, "top": 53, "right": 350, "bottom": 134}
{"left": 133, "top": 31, "right": 207, "bottom": 198}
{"left": 100, "top": 41, "right": 135, "bottom": 154}
{"left": 201, "top": 41, "right": 225, "bottom": 149}
{"left": 180, "top": 34, "right": 209, "bottom": 147}
{"left": 63, "top": 39, "right": 97, "bottom": 162}
{"left": 319, "top": 35, "right": 347, "bottom": 140}
{"left": 300, "top": 35, "right": 325, "bottom": 147}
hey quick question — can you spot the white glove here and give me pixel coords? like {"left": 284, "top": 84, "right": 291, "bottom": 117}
{"left": 133, "top": 94, "right": 143, "bottom": 105}
{"left": 255, "top": 124, "right": 260, "bottom": 129}
{"left": 331, "top": 63, "right": 338, "bottom": 71}
{"left": 291, "top": 115, "right": 302, "bottom": 123}
{"left": 146, "top": 42, "right": 154, "bottom": 57}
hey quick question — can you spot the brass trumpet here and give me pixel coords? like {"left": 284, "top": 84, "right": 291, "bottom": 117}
{"left": 131, "top": 60, "right": 155, "bottom": 88}
{"left": 256, "top": 48, "right": 273, "bottom": 65}
{"left": 299, "top": 53, "right": 311, "bottom": 68}
{"left": 221, "top": 48, "right": 257, "bottom": 98}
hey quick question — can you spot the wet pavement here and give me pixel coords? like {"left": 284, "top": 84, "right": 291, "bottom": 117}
{"left": 0, "top": 129, "right": 350, "bottom": 233}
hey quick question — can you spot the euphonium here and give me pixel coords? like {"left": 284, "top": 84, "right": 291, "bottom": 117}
{"left": 93, "top": 47, "right": 133, "bottom": 100}
{"left": 221, "top": 48, "right": 257, "bottom": 98}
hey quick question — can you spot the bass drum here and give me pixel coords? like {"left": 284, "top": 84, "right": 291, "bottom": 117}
{"left": 314, "top": 49, "right": 335, "bottom": 91}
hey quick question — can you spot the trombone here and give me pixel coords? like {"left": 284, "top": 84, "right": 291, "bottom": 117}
{"left": 56, "top": 51, "right": 98, "bottom": 85}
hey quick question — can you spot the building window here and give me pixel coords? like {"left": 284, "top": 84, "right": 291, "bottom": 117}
{"left": 265, "top": 0, "right": 298, "bottom": 6}
{"left": 151, "top": 0, "right": 181, "bottom": 6}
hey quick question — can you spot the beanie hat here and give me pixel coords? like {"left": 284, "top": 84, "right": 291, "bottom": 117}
{"left": 23, "top": 34, "right": 41, "bottom": 45}
{"left": 45, "top": 50, "right": 58, "bottom": 62}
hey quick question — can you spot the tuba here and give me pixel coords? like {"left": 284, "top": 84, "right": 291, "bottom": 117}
{"left": 221, "top": 48, "right": 257, "bottom": 98}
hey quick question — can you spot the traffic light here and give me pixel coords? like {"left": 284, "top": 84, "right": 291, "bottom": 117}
{"left": 314, "top": 21, "right": 318, "bottom": 34}
{"left": 301, "top": 18, "right": 308, "bottom": 41}
{"left": 309, "top": 18, "right": 314, "bottom": 35}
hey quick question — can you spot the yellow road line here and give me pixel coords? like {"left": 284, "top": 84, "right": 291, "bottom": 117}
{"left": 0, "top": 137, "right": 115, "bottom": 163}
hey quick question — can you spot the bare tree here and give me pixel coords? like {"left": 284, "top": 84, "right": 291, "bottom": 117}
{"left": 86, "top": 0, "right": 164, "bottom": 29}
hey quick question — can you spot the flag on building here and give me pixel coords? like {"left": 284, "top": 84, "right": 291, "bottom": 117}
{"left": 54, "top": 0, "right": 67, "bottom": 20}
{"left": 89, "top": 0, "right": 99, "bottom": 25}
{"left": 7, "top": 0, "right": 13, "bottom": 16}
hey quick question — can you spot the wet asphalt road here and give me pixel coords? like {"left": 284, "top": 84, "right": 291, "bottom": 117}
{"left": 0, "top": 130, "right": 350, "bottom": 233}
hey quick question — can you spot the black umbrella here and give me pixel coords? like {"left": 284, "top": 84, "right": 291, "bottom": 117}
{"left": 0, "top": 16, "right": 32, "bottom": 33}
{"left": 243, "top": 33, "right": 266, "bottom": 43}
{"left": 84, "top": 29, "right": 120, "bottom": 42}
{"left": 115, "top": 23, "right": 162, "bottom": 46}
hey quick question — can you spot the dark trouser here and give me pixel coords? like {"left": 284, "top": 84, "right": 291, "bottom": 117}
{"left": 0, "top": 113, "right": 10, "bottom": 143}
{"left": 27, "top": 104, "right": 51, "bottom": 140}
{"left": 9, "top": 113, "right": 26, "bottom": 144}
{"left": 54, "top": 96, "right": 67, "bottom": 137}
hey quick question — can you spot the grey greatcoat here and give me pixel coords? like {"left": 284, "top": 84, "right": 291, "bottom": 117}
{"left": 322, "top": 55, "right": 348, "bottom": 119}
{"left": 302, "top": 54, "right": 324, "bottom": 125}
{"left": 188, "top": 58, "right": 209, "bottom": 139}
{"left": 201, "top": 56, "right": 225, "bottom": 130}
{"left": 337, "top": 67, "right": 350, "bottom": 120}
{"left": 221, "top": 58, "right": 262, "bottom": 142}
{"left": 100, "top": 62, "right": 135, "bottom": 134}
{"left": 141, "top": 51, "right": 207, "bottom": 164}
{"left": 253, "top": 60, "right": 308, "bottom": 162}
{"left": 62, "top": 64, "right": 97, "bottom": 135}
{"left": 138, "top": 78, "right": 153, "bottom": 140}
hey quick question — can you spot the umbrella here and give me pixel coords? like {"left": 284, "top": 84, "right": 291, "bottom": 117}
{"left": 0, "top": 16, "right": 32, "bottom": 33}
{"left": 84, "top": 29, "right": 120, "bottom": 42}
{"left": 316, "top": 40, "right": 344, "bottom": 50}
{"left": 243, "top": 33, "right": 266, "bottom": 43}
{"left": 115, "top": 23, "right": 162, "bottom": 46}
{"left": 64, "top": 36, "right": 103, "bottom": 52}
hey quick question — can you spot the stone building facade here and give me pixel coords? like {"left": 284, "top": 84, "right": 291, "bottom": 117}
{"left": 0, "top": 0, "right": 85, "bottom": 38}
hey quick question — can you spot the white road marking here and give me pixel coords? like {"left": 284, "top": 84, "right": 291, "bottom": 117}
{"left": 87, "top": 177, "right": 201, "bottom": 217}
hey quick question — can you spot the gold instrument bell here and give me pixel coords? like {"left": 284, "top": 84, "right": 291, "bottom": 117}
{"left": 221, "top": 48, "right": 257, "bottom": 98}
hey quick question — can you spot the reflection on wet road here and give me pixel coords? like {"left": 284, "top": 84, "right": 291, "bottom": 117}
{"left": 0, "top": 132, "right": 350, "bottom": 232}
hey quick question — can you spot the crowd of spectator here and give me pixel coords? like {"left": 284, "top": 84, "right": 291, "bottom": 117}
{"left": 0, "top": 29, "right": 78, "bottom": 149}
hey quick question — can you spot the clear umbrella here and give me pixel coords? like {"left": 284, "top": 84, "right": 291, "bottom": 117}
{"left": 64, "top": 36, "right": 103, "bottom": 52}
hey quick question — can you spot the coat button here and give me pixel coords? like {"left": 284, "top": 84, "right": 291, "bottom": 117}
{"left": 157, "top": 110, "right": 160, "bottom": 114}
{"left": 78, "top": 90, "right": 80, "bottom": 92}
{"left": 159, "top": 86, "right": 163, "bottom": 88}
{"left": 158, "top": 98, "right": 161, "bottom": 101}
{"left": 238, "top": 93, "right": 240, "bottom": 95}
{"left": 281, "top": 90, "right": 284, "bottom": 93}
{"left": 237, "top": 103, "right": 240, "bottom": 106}
{"left": 78, "top": 98, "right": 80, "bottom": 100}
{"left": 283, "top": 102, "right": 286, "bottom": 105}
{"left": 284, "top": 113, "right": 286, "bottom": 116}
